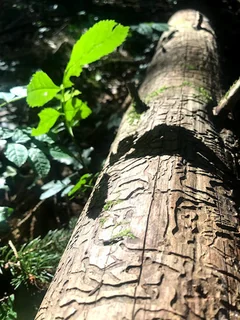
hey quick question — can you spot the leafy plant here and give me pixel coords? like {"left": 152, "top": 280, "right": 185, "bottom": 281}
{"left": 0, "top": 20, "right": 129, "bottom": 198}
{"left": 0, "top": 128, "right": 79, "bottom": 178}
{"left": 0, "top": 218, "right": 77, "bottom": 318}
{"left": 27, "top": 20, "right": 129, "bottom": 137}
{"left": 0, "top": 295, "right": 17, "bottom": 320}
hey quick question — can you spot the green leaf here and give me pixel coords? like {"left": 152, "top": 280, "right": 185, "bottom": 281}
{"left": 12, "top": 129, "right": 31, "bottom": 143}
{"left": 68, "top": 173, "right": 91, "bottom": 197}
{"left": 64, "top": 99, "right": 78, "bottom": 122}
{"left": 32, "top": 108, "right": 60, "bottom": 136}
{"left": 34, "top": 133, "right": 56, "bottom": 144}
{"left": 74, "top": 98, "right": 92, "bottom": 119}
{"left": 40, "top": 177, "right": 71, "bottom": 200}
{"left": 63, "top": 89, "right": 81, "bottom": 102}
{"left": 0, "top": 206, "right": 14, "bottom": 222}
{"left": 4, "top": 143, "right": 28, "bottom": 167}
{"left": 27, "top": 71, "right": 60, "bottom": 107}
{"left": 63, "top": 20, "right": 129, "bottom": 87}
{"left": 0, "top": 128, "right": 15, "bottom": 139}
{"left": 0, "top": 207, "right": 14, "bottom": 233}
{"left": 28, "top": 148, "right": 51, "bottom": 177}
{"left": 0, "top": 294, "right": 17, "bottom": 320}
{"left": 64, "top": 98, "right": 91, "bottom": 122}
{"left": 49, "top": 146, "right": 74, "bottom": 165}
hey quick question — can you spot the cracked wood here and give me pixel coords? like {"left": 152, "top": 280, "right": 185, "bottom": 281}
{"left": 36, "top": 9, "right": 240, "bottom": 320}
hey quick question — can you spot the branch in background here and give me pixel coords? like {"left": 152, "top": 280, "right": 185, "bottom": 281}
{"left": 213, "top": 78, "right": 240, "bottom": 116}
{"left": 126, "top": 82, "right": 149, "bottom": 113}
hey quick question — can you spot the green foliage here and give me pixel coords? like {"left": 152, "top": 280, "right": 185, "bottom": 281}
{"left": 0, "top": 218, "right": 77, "bottom": 318}
{"left": 4, "top": 143, "right": 28, "bottom": 167}
{"left": 0, "top": 218, "right": 77, "bottom": 289}
{"left": 31, "top": 108, "right": 61, "bottom": 136}
{"left": 0, "top": 86, "right": 27, "bottom": 108}
{"left": 68, "top": 173, "right": 93, "bottom": 197}
{"left": 63, "top": 20, "right": 129, "bottom": 87}
{"left": 0, "top": 20, "right": 129, "bottom": 203}
{"left": 27, "top": 71, "right": 60, "bottom": 107}
{"left": 27, "top": 20, "right": 129, "bottom": 137}
{"left": 0, "top": 128, "right": 77, "bottom": 178}
{"left": 0, "top": 295, "right": 17, "bottom": 320}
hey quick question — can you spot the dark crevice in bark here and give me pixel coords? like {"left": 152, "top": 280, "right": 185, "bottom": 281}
{"left": 87, "top": 173, "right": 109, "bottom": 219}
{"left": 110, "top": 124, "right": 234, "bottom": 185}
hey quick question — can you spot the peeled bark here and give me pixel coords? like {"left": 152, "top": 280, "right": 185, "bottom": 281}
{"left": 36, "top": 10, "right": 240, "bottom": 320}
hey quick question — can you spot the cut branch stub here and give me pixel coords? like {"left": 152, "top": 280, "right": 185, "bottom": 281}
{"left": 35, "top": 10, "right": 240, "bottom": 320}
{"left": 213, "top": 77, "right": 240, "bottom": 116}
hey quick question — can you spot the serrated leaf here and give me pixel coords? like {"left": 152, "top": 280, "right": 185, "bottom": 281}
{"left": 4, "top": 143, "right": 28, "bottom": 167}
{"left": 68, "top": 173, "right": 91, "bottom": 197}
{"left": 28, "top": 148, "right": 51, "bottom": 177}
{"left": 63, "top": 20, "right": 129, "bottom": 87}
{"left": 74, "top": 98, "right": 92, "bottom": 119}
{"left": 64, "top": 99, "right": 77, "bottom": 122}
{"left": 12, "top": 129, "right": 31, "bottom": 143}
{"left": 32, "top": 108, "right": 60, "bottom": 136}
{"left": 49, "top": 146, "right": 74, "bottom": 165}
{"left": 27, "top": 71, "right": 60, "bottom": 107}
{"left": 64, "top": 98, "right": 91, "bottom": 123}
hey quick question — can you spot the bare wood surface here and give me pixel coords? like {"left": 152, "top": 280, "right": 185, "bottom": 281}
{"left": 213, "top": 78, "right": 240, "bottom": 116}
{"left": 36, "top": 10, "right": 240, "bottom": 320}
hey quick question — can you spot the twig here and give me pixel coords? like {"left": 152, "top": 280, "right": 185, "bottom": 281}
{"left": 16, "top": 200, "right": 45, "bottom": 228}
{"left": 213, "top": 78, "right": 240, "bottom": 116}
{"left": 8, "top": 240, "right": 19, "bottom": 260}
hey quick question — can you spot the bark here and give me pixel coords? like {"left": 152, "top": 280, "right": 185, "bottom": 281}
{"left": 36, "top": 10, "right": 240, "bottom": 320}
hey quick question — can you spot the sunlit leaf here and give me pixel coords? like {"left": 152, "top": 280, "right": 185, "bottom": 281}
{"left": 63, "top": 20, "right": 129, "bottom": 87}
{"left": 31, "top": 108, "right": 60, "bottom": 136}
{"left": 10, "top": 86, "right": 27, "bottom": 98}
{"left": 74, "top": 98, "right": 92, "bottom": 119}
{"left": 4, "top": 143, "right": 28, "bottom": 167}
{"left": 40, "top": 177, "right": 71, "bottom": 200}
{"left": 0, "top": 92, "right": 15, "bottom": 102}
{"left": 64, "top": 99, "right": 77, "bottom": 122}
{"left": 63, "top": 89, "right": 81, "bottom": 102}
{"left": 49, "top": 146, "right": 74, "bottom": 165}
{"left": 68, "top": 173, "right": 91, "bottom": 197}
{"left": 27, "top": 71, "right": 60, "bottom": 107}
{"left": 28, "top": 148, "right": 51, "bottom": 177}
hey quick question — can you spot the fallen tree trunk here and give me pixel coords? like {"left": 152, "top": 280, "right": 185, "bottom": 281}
{"left": 36, "top": 9, "right": 240, "bottom": 320}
